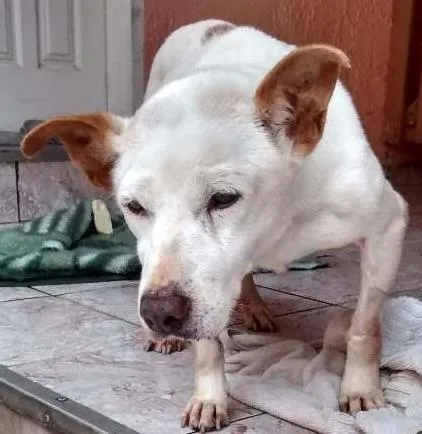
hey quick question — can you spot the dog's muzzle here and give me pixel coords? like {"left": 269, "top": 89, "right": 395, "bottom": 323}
{"left": 139, "top": 287, "right": 192, "bottom": 336}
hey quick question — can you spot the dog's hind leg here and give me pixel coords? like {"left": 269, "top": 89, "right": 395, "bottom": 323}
{"left": 233, "top": 273, "right": 275, "bottom": 332}
{"left": 340, "top": 188, "right": 408, "bottom": 413}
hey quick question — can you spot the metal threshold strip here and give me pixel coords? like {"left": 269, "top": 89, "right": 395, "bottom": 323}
{"left": 0, "top": 365, "right": 140, "bottom": 434}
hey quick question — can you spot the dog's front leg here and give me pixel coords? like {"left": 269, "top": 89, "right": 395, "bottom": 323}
{"left": 340, "top": 190, "right": 408, "bottom": 413}
{"left": 144, "top": 331, "right": 188, "bottom": 354}
{"left": 181, "top": 338, "right": 228, "bottom": 432}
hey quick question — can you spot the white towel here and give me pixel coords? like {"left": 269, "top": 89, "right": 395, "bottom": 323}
{"left": 221, "top": 296, "right": 422, "bottom": 434}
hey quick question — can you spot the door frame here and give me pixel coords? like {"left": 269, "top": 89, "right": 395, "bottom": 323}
{"left": 105, "top": 0, "right": 133, "bottom": 116}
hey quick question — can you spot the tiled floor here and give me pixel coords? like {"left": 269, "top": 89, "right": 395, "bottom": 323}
{"left": 0, "top": 188, "right": 421, "bottom": 433}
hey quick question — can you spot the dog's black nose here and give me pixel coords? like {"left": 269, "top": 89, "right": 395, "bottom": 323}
{"left": 140, "top": 289, "right": 191, "bottom": 335}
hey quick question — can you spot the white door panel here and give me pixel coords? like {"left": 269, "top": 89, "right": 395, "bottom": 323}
{"left": 0, "top": 0, "right": 122, "bottom": 131}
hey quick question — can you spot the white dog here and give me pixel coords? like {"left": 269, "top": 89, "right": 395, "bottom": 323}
{"left": 21, "top": 20, "right": 408, "bottom": 432}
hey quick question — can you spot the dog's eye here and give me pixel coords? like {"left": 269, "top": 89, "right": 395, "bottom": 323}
{"left": 208, "top": 191, "right": 241, "bottom": 212}
{"left": 125, "top": 200, "right": 147, "bottom": 216}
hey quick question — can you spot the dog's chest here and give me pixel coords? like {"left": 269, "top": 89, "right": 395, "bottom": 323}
{"left": 256, "top": 209, "right": 365, "bottom": 272}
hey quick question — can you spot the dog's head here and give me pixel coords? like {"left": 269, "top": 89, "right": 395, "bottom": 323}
{"left": 21, "top": 45, "right": 349, "bottom": 339}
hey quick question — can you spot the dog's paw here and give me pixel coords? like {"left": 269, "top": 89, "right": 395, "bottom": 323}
{"left": 339, "top": 387, "right": 385, "bottom": 413}
{"left": 144, "top": 336, "right": 188, "bottom": 355}
{"left": 235, "top": 301, "right": 275, "bottom": 332}
{"left": 181, "top": 396, "right": 229, "bottom": 432}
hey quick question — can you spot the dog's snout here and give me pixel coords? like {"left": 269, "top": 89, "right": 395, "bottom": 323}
{"left": 140, "top": 288, "right": 191, "bottom": 336}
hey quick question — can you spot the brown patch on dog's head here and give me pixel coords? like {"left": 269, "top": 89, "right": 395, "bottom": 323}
{"left": 21, "top": 113, "right": 128, "bottom": 190}
{"left": 201, "top": 22, "right": 236, "bottom": 44}
{"left": 255, "top": 44, "right": 350, "bottom": 155}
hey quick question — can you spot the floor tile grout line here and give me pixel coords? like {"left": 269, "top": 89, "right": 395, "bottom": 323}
{"left": 31, "top": 284, "right": 340, "bottom": 326}
{"left": 256, "top": 283, "right": 339, "bottom": 306}
{"left": 27, "top": 286, "right": 55, "bottom": 296}
{"left": 26, "top": 280, "right": 422, "bottom": 305}
{"left": 7, "top": 354, "right": 83, "bottom": 369}
{"left": 0, "top": 294, "right": 50, "bottom": 304}
{"left": 65, "top": 296, "right": 335, "bottom": 330}
{"left": 279, "top": 418, "right": 319, "bottom": 434}
{"left": 395, "top": 286, "right": 422, "bottom": 295}
{"left": 272, "top": 304, "right": 339, "bottom": 318}
{"left": 17, "top": 282, "right": 421, "bottom": 331}
{"left": 27, "top": 283, "right": 137, "bottom": 298}
{"left": 230, "top": 304, "right": 340, "bottom": 328}
{"left": 58, "top": 296, "right": 142, "bottom": 328}
{"left": 336, "top": 287, "right": 422, "bottom": 309}
{"left": 334, "top": 304, "right": 352, "bottom": 310}
{"left": 25, "top": 284, "right": 142, "bottom": 327}
{"left": 187, "top": 411, "right": 265, "bottom": 434}
{"left": 258, "top": 283, "right": 422, "bottom": 311}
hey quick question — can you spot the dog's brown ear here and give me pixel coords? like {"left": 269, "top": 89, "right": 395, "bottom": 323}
{"left": 21, "top": 113, "right": 129, "bottom": 190}
{"left": 255, "top": 44, "right": 350, "bottom": 155}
